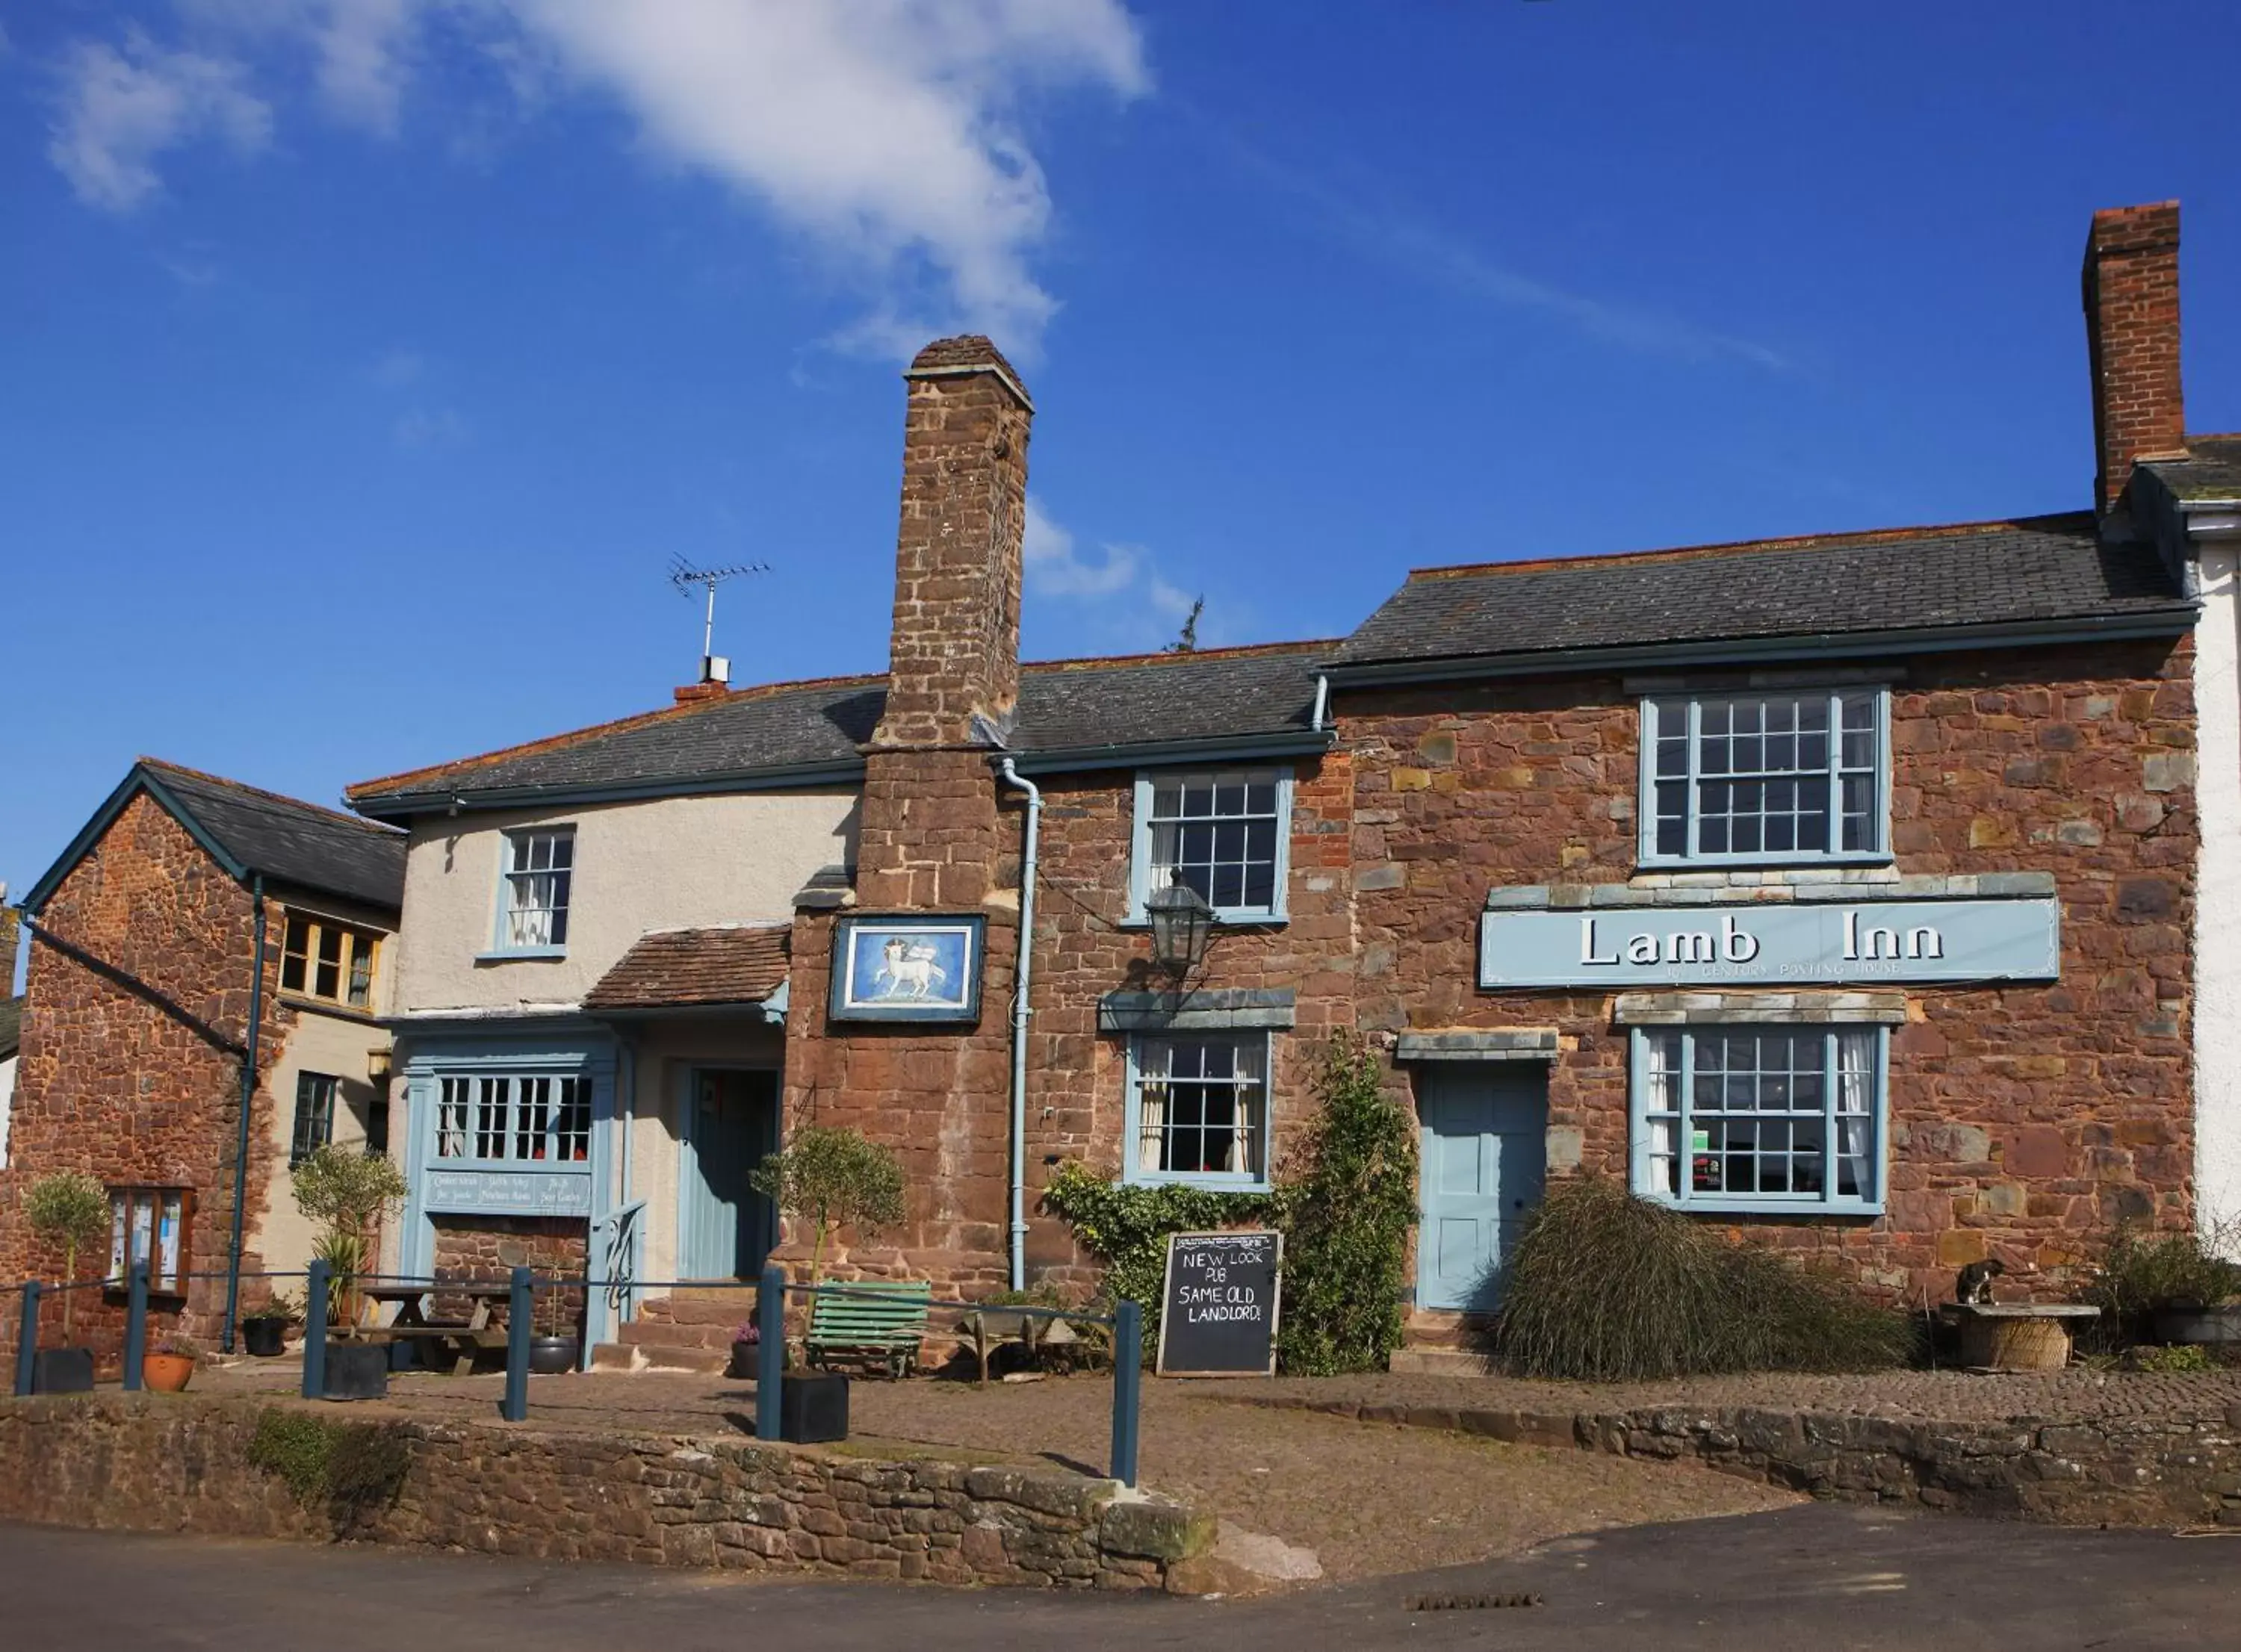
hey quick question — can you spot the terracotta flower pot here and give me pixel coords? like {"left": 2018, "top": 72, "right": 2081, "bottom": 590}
{"left": 142, "top": 1353, "right": 195, "bottom": 1393}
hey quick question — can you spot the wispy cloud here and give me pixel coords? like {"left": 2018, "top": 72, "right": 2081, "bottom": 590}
{"left": 48, "top": 29, "right": 271, "bottom": 212}
{"left": 392, "top": 405, "right": 468, "bottom": 450}
{"left": 1212, "top": 122, "right": 1788, "bottom": 373}
{"left": 1024, "top": 495, "right": 1211, "bottom": 652}
{"left": 46, "top": 1, "right": 1150, "bottom": 353}
{"left": 370, "top": 346, "right": 427, "bottom": 388}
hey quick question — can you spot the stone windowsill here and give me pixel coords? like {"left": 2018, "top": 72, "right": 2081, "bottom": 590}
{"left": 1612, "top": 990, "right": 1909, "bottom": 1025}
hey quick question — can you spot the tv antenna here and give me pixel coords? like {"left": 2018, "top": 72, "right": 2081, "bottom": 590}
{"left": 669, "top": 556, "right": 769, "bottom": 686}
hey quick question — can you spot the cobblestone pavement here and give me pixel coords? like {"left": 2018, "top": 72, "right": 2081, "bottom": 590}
{"left": 1247, "top": 1366, "right": 2241, "bottom": 1425}
{"left": 195, "top": 1361, "right": 1794, "bottom": 1580}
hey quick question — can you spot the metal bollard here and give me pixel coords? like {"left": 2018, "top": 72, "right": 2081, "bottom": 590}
{"left": 123, "top": 1263, "right": 149, "bottom": 1393}
{"left": 302, "top": 1259, "right": 330, "bottom": 1400}
{"left": 755, "top": 1267, "right": 784, "bottom": 1442}
{"left": 1110, "top": 1299, "right": 1142, "bottom": 1488}
{"left": 14, "top": 1282, "right": 42, "bottom": 1397}
{"left": 501, "top": 1267, "right": 532, "bottom": 1423}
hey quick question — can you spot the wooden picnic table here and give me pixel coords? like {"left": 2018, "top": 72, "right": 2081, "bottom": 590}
{"left": 356, "top": 1282, "right": 515, "bottom": 1375}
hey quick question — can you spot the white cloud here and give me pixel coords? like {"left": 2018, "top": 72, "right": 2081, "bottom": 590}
{"left": 1024, "top": 496, "right": 1216, "bottom": 653}
{"left": 371, "top": 346, "right": 427, "bottom": 387}
{"left": 506, "top": 0, "right": 1147, "bottom": 349}
{"left": 48, "top": 30, "right": 272, "bottom": 212}
{"left": 1023, "top": 494, "right": 1140, "bottom": 598}
{"left": 49, "top": 0, "right": 1146, "bottom": 350}
{"left": 393, "top": 405, "right": 469, "bottom": 448}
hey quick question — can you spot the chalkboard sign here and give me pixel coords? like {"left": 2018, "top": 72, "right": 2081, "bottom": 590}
{"left": 1156, "top": 1230, "right": 1283, "bottom": 1377}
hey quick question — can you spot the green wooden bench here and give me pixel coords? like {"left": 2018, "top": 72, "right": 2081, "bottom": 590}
{"left": 803, "top": 1280, "right": 932, "bottom": 1380}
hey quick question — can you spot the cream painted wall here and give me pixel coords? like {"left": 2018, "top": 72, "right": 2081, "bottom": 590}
{"left": 259, "top": 1007, "right": 391, "bottom": 1276}
{"left": 392, "top": 791, "right": 857, "bottom": 1014}
{"left": 0, "top": 1052, "right": 15, "bottom": 1169}
{"left": 2192, "top": 541, "right": 2241, "bottom": 1252}
{"left": 618, "top": 1018, "right": 787, "bottom": 1297}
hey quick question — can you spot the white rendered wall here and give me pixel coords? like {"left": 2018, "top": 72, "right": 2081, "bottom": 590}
{"left": 2192, "top": 541, "right": 2241, "bottom": 1252}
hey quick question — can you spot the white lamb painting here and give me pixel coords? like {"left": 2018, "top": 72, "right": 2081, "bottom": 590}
{"left": 843, "top": 923, "right": 975, "bottom": 1013}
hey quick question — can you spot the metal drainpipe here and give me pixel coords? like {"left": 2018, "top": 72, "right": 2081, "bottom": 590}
{"left": 1312, "top": 672, "right": 1330, "bottom": 732}
{"left": 222, "top": 875, "right": 267, "bottom": 1353}
{"left": 996, "top": 760, "right": 1041, "bottom": 1293}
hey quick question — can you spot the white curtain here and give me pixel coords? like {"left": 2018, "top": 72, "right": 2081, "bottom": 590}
{"left": 1137, "top": 1044, "right": 1170, "bottom": 1174}
{"left": 1229, "top": 1037, "right": 1266, "bottom": 1176}
{"left": 509, "top": 873, "right": 556, "bottom": 947}
{"left": 1644, "top": 1032, "right": 1679, "bottom": 1194}
{"left": 1835, "top": 1029, "right": 1876, "bottom": 1196}
{"left": 438, "top": 1077, "right": 468, "bottom": 1160}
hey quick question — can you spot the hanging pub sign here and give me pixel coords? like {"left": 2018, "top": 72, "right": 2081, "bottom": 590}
{"left": 828, "top": 913, "right": 988, "bottom": 1023}
{"left": 1479, "top": 896, "right": 2060, "bottom": 990}
{"left": 1156, "top": 1230, "right": 1282, "bottom": 1377}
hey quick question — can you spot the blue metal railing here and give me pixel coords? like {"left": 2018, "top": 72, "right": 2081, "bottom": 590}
{"left": 9, "top": 1263, "right": 1148, "bottom": 1488}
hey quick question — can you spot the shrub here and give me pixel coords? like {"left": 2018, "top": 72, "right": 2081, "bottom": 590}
{"left": 24, "top": 1171, "right": 110, "bottom": 1344}
{"left": 1038, "top": 1161, "right": 1279, "bottom": 1358}
{"left": 2081, "top": 1220, "right": 2241, "bottom": 1348}
{"left": 748, "top": 1125, "right": 907, "bottom": 1282}
{"left": 1275, "top": 1032, "right": 1419, "bottom": 1376}
{"left": 1496, "top": 1177, "right": 1915, "bottom": 1381}
{"left": 292, "top": 1147, "right": 406, "bottom": 1335}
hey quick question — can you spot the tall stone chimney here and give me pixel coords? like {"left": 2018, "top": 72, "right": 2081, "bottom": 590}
{"left": 872, "top": 335, "right": 1033, "bottom": 751}
{"left": 2083, "top": 202, "right": 2186, "bottom": 515}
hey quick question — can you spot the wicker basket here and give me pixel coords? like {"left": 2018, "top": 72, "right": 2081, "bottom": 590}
{"left": 1958, "top": 1314, "right": 2073, "bottom": 1372}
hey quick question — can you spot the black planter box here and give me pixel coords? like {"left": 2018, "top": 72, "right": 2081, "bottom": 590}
{"left": 323, "top": 1341, "right": 391, "bottom": 1402}
{"left": 31, "top": 1348, "right": 95, "bottom": 1394}
{"left": 241, "top": 1319, "right": 288, "bottom": 1358}
{"left": 529, "top": 1335, "right": 580, "bottom": 1376}
{"left": 780, "top": 1371, "right": 849, "bottom": 1443}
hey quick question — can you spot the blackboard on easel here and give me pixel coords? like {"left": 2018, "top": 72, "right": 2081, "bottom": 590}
{"left": 1156, "top": 1230, "right": 1282, "bottom": 1377}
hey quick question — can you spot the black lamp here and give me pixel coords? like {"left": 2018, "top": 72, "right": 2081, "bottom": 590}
{"left": 1146, "top": 883, "right": 1215, "bottom": 976}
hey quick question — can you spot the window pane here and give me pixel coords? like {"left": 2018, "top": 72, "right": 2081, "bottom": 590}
{"left": 1655, "top": 692, "right": 1885, "bottom": 863}
{"left": 1141, "top": 770, "right": 1283, "bottom": 915}
{"left": 347, "top": 934, "right": 375, "bottom": 1007}
{"left": 1134, "top": 1035, "right": 1267, "bottom": 1180}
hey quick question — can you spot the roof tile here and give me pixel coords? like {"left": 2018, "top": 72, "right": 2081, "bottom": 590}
{"left": 583, "top": 925, "right": 790, "bottom": 1011}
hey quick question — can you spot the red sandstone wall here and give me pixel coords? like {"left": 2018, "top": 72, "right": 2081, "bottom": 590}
{"left": 1344, "top": 637, "right": 2197, "bottom": 1299}
{"left": 428, "top": 1216, "right": 587, "bottom": 1335}
{"left": 0, "top": 795, "right": 297, "bottom": 1362}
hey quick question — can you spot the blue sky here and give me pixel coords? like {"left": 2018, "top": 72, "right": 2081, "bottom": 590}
{"left": 4, "top": 0, "right": 2238, "bottom": 919}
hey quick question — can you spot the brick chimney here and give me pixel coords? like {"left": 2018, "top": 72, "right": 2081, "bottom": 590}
{"left": 871, "top": 335, "right": 1033, "bottom": 750}
{"left": 2083, "top": 202, "right": 2186, "bottom": 515}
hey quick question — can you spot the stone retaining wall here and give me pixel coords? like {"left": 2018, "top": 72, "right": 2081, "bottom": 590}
{"left": 1236, "top": 1394, "right": 2241, "bottom": 1527}
{"left": 0, "top": 1395, "right": 1214, "bottom": 1590}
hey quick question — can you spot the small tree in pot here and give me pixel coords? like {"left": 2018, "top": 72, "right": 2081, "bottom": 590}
{"left": 748, "top": 1125, "right": 907, "bottom": 1287}
{"left": 23, "top": 1171, "right": 111, "bottom": 1392}
{"left": 291, "top": 1147, "right": 406, "bottom": 1400}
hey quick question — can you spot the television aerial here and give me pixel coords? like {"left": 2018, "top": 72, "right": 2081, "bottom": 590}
{"left": 669, "top": 556, "right": 769, "bottom": 686}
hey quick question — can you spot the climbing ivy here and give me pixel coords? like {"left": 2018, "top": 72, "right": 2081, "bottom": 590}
{"left": 1040, "top": 1031, "right": 1419, "bottom": 1375}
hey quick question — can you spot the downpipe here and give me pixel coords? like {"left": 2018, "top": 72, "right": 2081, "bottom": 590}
{"left": 996, "top": 759, "right": 1041, "bottom": 1293}
{"left": 222, "top": 874, "right": 267, "bottom": 1353}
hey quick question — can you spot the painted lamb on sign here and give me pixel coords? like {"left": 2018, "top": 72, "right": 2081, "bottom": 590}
{"left": 874, "top": 936, "right": 949, "bottom": 1001}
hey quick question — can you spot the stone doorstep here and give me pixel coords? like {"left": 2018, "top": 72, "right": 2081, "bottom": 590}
{"left": 601, "top": 1341, "right": 730, "bottom": 1376}
{"left": 1389, "top": 1349, "right": 1499, "bottom": 1377}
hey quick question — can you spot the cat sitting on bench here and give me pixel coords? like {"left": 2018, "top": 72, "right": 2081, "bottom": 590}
{"left": 1953, "top": 1258, "right": 2006, "bottom": 1305}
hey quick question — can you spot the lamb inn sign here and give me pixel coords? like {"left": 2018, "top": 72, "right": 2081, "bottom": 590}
{"left": 1478, "top": 897, "right": 2062, "bottom": 990}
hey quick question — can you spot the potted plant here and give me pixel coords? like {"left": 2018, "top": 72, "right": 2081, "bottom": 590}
{"left": 728, "top": 1320, "right": 760, "bottom": 1379}
{"left": 241, "top": 1294, "right": 296, "bottom": 1358}
{"left": 2084, "top": 1220, "right": 2241, "bottom": 1350}
{"left": 142, "top": 1335, "right": 196, "bottom": 1393}
{"left": 23, "top": 1170, "right": 109, "bottom": 1394}
{"left": 291, "top": 1146, "right": 408, "bottom": 1402}
{"left": 747, "top": 1125, "right": 908, "bottom": 1442}
{"left": 528, "top": 1283, "right": 581, "bottom": 1375}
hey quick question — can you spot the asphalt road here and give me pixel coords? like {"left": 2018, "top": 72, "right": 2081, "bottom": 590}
{"left": 4, "top": 1505, "right": 2235, "bottom": 1650}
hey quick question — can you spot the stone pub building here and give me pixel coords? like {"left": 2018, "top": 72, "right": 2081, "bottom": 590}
{"left": 337, "top": 201, "right": 2225, "bottom": 1361}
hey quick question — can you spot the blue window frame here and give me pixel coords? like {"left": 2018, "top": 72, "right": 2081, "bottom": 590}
{"left": 1127, "top": 768, "right": 1292, "bottom": 924}
{"left": 1123, "top": 1032, "right": 1273, "bottom": 1190}
{"left": 1629, "top": 1025, "right": 1886, "bottom": 1215}
{"left": 492, "top": 826, "right": 574, "bottom": 955}
{"left": 1638, "top": 689, "right": 1889, "bottom": 866}
{"left": 432, "top": 1073, "right": 592, "bottom": 1166}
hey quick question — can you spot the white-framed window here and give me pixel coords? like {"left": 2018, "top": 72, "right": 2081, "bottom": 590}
{"left": 1129, "top": 768, "right": 1292, "bottom": 923}
{"left": 290, "top": 1072, "right": 338, "bottom": 1167}
{"left": 280, "top": 912, "right": 381, "bottom": 1008}
{"left": 1640, "top": 689, "right": 1888, "bottom": 866}
{"left": 433, "top": 1074, "right": 591, "bottom": 1164}
{"left": 1631, "top": 1025, "right": 1885, "bottom": 1214}
{"left": 108, "top": 1186, "right": 193, "bottom": 1294}
{"left": 1125, "top": 1032, "right": 1272, "bottom": 1187}
{"left": 498, "top": 827, "right": 574, "bottom": 951}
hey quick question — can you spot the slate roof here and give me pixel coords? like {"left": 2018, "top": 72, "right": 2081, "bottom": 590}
{"left": 1329, "top": 514, "right": 2194, "bottom": 673}
{"left": 141, "top": 760, "right": 406, "bottom": 911}
{"left": 582, "top": 925, "right": 790, "bottom": 1012}
{"left": 0, "top": 996, "right": 21, "bottom": 1062}
{"left": 348, "top": 645, "right": 1328, "bottom": 817}
{"left": 2142, "top": 436, "right": 2241, "bottom": 503}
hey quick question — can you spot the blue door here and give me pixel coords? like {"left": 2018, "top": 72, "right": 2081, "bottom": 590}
{"left": 1416, "top": 1064, "right": 1547, "bottom": 1311}
{"left": 681, "top": 1069, "right": 778, "bottom": 1279}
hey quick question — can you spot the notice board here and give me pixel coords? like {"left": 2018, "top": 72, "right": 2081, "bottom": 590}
{"left": 1156, "top": 1230, "right": 1282, "bottom": 1377}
